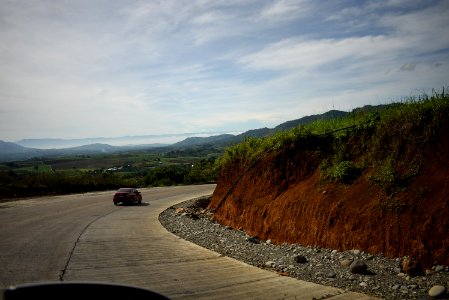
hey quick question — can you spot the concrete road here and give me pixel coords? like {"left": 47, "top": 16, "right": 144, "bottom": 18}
{"left": 0, "top": 185, "right": 379, "bottom": 299}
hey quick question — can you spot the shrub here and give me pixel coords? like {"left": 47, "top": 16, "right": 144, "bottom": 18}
{"left": 329, "top": 161, "right": 362, "bottom": 183}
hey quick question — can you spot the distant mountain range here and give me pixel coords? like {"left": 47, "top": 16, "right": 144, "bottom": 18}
{"left": 0, "top": 141, "right": 165, "bottom": 162}
{"left": 14, "top": 131, "right": 235, "bottom": 149}
{"left": 0, "top": 106, "right": 383, "bottom": 162}
{"left": 171, "top": 109, "right": 348, "bottom": 148}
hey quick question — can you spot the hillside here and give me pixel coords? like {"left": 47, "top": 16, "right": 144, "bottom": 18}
{"left": 273, "top": 110, "right": 348, "bottom": 132}
{"left": 1, "top": 110, "right": 349, "bottom": 162}
{"left": 0, "top": 140, "right": 29, "bottom": 153}
{"left": 173, "top": 134, "right": 235, "bottom": 147}
{"left": 0, "top": 141, "right": 43, "bottom": 161}
{"left": 208, "top": 93, "right": 449, "bottom": 269}
{"left": 0, "top": 141, "right": 169, "bottom": 162}
{"left": 172, "top": 109, "right": 350, "bottom": 148}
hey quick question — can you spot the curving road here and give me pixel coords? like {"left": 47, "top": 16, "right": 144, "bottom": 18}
{"left": 0, "top": 185, "right": 378, "bottom": 299}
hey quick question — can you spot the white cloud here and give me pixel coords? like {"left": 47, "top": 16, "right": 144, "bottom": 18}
{"left": 258, "top": 0, "right": 309, "bottom": 21}
{"left": 192, "top": 11, "right": 231, "bottom": 25}
{"left": 239, "top": 0, "right": 449, "bottom": 91}
{"left": 400, "top": 63, "right": 416, "bottom": 72}
{"left": 0, "top": 0, "right": 448, "bottom": 141}
{"left": 379, "top": 2, "right": 449, "bottom": 49}
{"left": 238, "top": 35, "right": 406, "bottom": 72}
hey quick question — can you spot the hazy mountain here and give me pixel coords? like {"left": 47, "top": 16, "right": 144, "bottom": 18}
{"left": 0, "top": 140, "right": 29, "bottom": 153}
{"left": 173, "top": 134, "right": 235, "bottom": 147}
{"left": 59, "top": 143, "right": 117, "bottom": 154}
{"left": 15, "top": 132, "right": 233, "bottom": 149}
{"left": 0, "top": 142, "right": 167, "bottom": 162}
{"left": 1, "top": 106, "right": 385, "bottom": 162}
{"left": 15, "top": 138, "right": 86, "bottom": 149}
{"left": 0, "top": 141, "right": 43, "bottom": 161}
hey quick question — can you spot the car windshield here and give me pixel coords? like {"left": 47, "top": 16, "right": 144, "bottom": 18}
{"left": 117, "top": 188, "right": 133, "bottom": 193}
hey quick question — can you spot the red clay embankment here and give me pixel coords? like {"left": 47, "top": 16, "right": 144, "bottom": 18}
{"left": 209, "top": 119, "right": 449, "bottom": 269}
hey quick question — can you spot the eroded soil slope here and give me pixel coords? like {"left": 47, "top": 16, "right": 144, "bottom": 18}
{"left": 209, "top": 116, "right": 449, "bottom": 268}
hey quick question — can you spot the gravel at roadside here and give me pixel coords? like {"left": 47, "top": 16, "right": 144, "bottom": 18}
{"left": 159, "top": 197, "right": 449, "bottom": 300}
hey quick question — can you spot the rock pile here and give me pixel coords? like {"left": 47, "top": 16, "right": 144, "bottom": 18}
{"left": 159, "top": 197, "right": 449, "bottom": 300}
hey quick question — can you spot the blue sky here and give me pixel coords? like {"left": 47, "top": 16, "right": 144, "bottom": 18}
{"left": 1, "top": 0, "right": 448, "bottom": 142}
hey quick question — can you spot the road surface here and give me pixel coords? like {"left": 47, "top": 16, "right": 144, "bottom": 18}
{"left": 0, "top": 185, "right": 379, "bottom": 299}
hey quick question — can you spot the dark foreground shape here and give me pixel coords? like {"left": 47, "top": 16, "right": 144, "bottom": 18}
{"left": 2, "top": 282, "right": 169, "bottom": 300}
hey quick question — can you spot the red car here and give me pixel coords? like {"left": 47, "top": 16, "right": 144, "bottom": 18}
{"left": 113, "top": 188, "right": 142, "bottom": 205}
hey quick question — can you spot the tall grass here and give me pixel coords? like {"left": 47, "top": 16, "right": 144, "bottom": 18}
{"left": 216, "top": 89, "right": 449, "bottom": 187}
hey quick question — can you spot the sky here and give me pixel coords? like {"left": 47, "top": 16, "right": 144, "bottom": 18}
{"left": 1, "top": 0, "right": 448, "bottom": 142}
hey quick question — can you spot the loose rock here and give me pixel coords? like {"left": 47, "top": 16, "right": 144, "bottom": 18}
{"left": 351, "top": 249, "right": 361, "bottom": 256}
{"left": 294, "top": 255, "right": 308, "bottom": 264}
{"left": 402, "top": 256, "right": 424, "bottom": 276}
{"left": 175, "top": 207, "right": 186, "bottom": 214}
{"left": 340, "top": 259, "right": 353, "bottom": 267}
{"left": 245, "top": 236, "right": 259, "bottom": 244}
{"left": 265, "top": 261, "right": 276, "bottom": 268}
{"left": 428, "top": 285, "right": 446, "bottom": 298}
{"left": 159, "top": 197, "right": 449, "bottom": 300}
{"left": 434, "top": 265, "right": 445, "bottom": 273}
{"left": 350, "top": 260, "right": 368, "bottom": 274}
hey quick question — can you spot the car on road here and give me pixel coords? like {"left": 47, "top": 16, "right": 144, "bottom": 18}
{"left": 113, "top": 188, "right": 142, "bottom": 205}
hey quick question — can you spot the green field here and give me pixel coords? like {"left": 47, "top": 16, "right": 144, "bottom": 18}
{"left": 0, "top": 146, "right": 222, "bottom": 200}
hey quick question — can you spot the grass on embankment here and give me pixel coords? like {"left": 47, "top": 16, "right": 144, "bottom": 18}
{"left": 215, "top": 89, "right": 449, "bottom": 193}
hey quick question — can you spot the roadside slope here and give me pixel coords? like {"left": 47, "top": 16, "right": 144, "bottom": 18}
{"left": 209, "top": 95, "right": 449, "bottom": 268}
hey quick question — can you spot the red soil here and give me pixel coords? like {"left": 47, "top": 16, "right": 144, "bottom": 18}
{"left": 209, "top": 129, "right": 449, "bottom": 268}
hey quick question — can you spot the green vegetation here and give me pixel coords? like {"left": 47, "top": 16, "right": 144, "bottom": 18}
{"left": 215, "top": 126, "right": 315, "bottom": 171}
{"left": 144, "top": 159, "right": 216, "bottom": 187}
{"left": 0, "top": 169, "right": 132, "bottom": 198}
{"left": 325, "top": 160, "right": 363, "bottom": 184}
{"left": 0, "top": 147, "right": 221, "bottom": 200}
{"left": 216, "top": 89, "right": 449, "bottom": 196}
